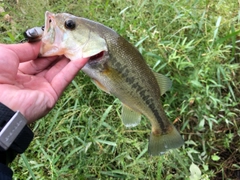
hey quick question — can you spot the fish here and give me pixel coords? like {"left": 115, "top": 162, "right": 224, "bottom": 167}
{"left": 37, "top": 11, "right": 184, "bottom": 155}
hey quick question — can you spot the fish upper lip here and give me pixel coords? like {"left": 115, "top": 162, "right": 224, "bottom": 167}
{"left": 42, "top": 11, "right": 55, "bottom": 41}
{"left": 40, "top": 11, "right": 60, "bottom": 56}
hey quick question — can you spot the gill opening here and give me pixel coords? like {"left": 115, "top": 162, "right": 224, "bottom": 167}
{"left": 89, "top": 51, "right": 105, "bottom": 62}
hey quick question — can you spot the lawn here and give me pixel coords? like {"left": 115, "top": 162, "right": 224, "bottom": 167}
{"left": 0, "top": 0, "right": 240, "bottom": 179}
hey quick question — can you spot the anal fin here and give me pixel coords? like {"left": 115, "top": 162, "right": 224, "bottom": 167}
{"left": 121, "top": 104, "right": 141, "bottom": 127}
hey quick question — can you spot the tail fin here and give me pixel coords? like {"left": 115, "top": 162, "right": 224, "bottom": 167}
{"left": 148, "top": 125, "right": 184, "bottom": 156}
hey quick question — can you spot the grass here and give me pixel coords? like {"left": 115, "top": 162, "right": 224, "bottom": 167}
{"left": 1, "top": 0, "right": 240, "bottom": 179}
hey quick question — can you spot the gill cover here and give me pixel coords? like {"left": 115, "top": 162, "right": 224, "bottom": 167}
{"left": 82, "top": 31, "right": 107, "bottom": 58}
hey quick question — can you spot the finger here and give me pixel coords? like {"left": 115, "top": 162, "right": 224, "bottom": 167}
{"left": 42, "top": 57, "right": 70, "bottom": 82}
{"left": 50, "top": 57, "right": 89, "bottom": 96}
{"left": 0, "top": 42, "right": 41, "bottom": 62}
{"left": 19, "top": 56, "right": 59, "bottom": 75}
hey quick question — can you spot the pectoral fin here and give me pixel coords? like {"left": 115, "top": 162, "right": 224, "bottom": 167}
{"left": 121, "top": 104, "right": 141, "bottom": 127}
{"left": 153, "top": 72, "right": 172, "bottom": 96}
{"left": 92, "top": 79, "right": 110, "bottom": 94}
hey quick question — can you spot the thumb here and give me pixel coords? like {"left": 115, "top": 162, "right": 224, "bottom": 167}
{"left": 0, "top": 42, "right": 41, "bottom": 62}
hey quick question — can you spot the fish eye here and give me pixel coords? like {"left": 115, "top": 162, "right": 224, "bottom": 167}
{"left": 64, "top": 19, "right": 76, "bottom": 30}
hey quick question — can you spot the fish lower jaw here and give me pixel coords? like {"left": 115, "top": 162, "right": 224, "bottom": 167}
{"left": 64, "top": 51, "right": 85, "bottom": 61}
{"left": 40, "top": 45, "right": 62, "bottom": 57}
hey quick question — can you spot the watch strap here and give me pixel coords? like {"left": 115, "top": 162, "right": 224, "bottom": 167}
{"left": 0, "top": 103, "right": 15, "bottom": 130}
{"left": 0, "top": 103, "right": 33, "bottom": 153}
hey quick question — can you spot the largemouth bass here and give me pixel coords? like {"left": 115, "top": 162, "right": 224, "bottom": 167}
{"left": 36, "top": 11, "right": 184, "bottom": 155}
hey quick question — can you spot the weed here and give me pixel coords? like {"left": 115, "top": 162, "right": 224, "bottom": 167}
{"left": 1, "top": 0, "right": 239, "bottom": 179}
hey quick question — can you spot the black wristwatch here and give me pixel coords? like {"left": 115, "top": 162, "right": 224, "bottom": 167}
{"left": 0, "top": 103, "right": 33, "bottom": 165}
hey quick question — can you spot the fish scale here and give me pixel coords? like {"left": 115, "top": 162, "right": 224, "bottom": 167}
{"left": 101, "top": 33, "right": 166, "bottom": 129}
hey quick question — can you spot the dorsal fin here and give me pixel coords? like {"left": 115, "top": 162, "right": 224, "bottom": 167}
{"left": 153, "top": 72, "right": 172, "bottom": 95}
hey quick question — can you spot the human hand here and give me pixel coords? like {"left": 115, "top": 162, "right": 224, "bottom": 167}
{"left": 0, "top": 42, "right": 89, "bottom": 123}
